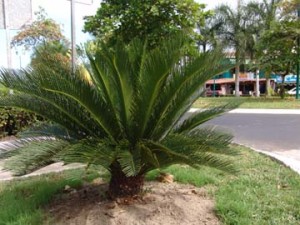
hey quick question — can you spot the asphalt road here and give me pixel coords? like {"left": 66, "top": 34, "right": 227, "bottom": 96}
{"left": 203, "top": 113, "right": 300, "bottom": 152}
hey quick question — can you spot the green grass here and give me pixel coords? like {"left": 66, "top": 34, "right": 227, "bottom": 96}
{"left": 0, "top": 169, "right": 99, "bottom": 225}
{"left": 193, "top": 96, "right": 300, "bottom": 109}
{"left": 151, "top": 145, "right": 300, "bottom": 225}
{"left": 1, "top": 145, "right": 300, "bottom": 225}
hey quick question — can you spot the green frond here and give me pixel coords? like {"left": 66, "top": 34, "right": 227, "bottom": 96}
{"left": 138, "top": 143, "right": 160, "bottom": 170}
{"left": 164, "top": 129, "right": 237, "bottom": 156}
{"left": 159, "top": 131, "right": 238, "bottom": 173}
{"left": 117, "top": 150, "right": 141, "bottom": 177}
{"left": 141, "top": 140, "right": 194, "bottom": 171}
{"left": 3, "top": 139, "right": 69, "bottom": 176}
{"left": 174, "top": 106, "right": 229, "bottom": 134}
{"left": 86, "top": 48, "right": 124, "bottom": 130}
{"left": 17, "top": 123, "right": 78, "bottom": 139}
{"left": 0, "top": 94, "right": 95, "bottom": 137}
{"left": 89, "top": 42, "right": 135, "bottom": 132}
{"left": 0, "top": 69, "right": 105, "bottom": 137}
{"left": 148, "top": 49, "right": 232, "bottom": 140}
{"left": 36, "top": 68, "right": 121, "bottom": 140}
{"left": 60, "top": 139, "right": 116, "bottom": 170}
{"left": 131, "top": 36, "right": 187, "bottom": 139}
{"left": 189, "top": 152, "right": 237, "bottom": 174}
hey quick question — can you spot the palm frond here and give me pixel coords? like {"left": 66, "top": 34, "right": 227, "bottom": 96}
{"left": 60, "top": 139, "right": 116, "bottom": 170}
{"left": 36, "top": 68, "right": 121, "bottom": 140}
{"left": 174, "top": 103, "right": 239, "bottom": 134}
{"left": 130, "top": 36, "right": 187, "bottom": 140}
{"left": 117, "top": 150, "right": 141, "bottom": 177}
{"left": 148, "top": 49, "right": 232, "bottom": 140}
{"left": 3, "top": 139, "right": 69, "bottom": 175}
{"left": 0, "top": 69, "right": 104, "bottom": 137}
{"left": 0, "top": 94, "right": 94, "bottom": 137}
{"left": 17, "top": 122, "right": 78, "bottom": 139}
{"left": 86, "top": 48, "right": 125, "bottom": 130}
{"left": 163, "top": 129, "right": 237, "bottom": 156}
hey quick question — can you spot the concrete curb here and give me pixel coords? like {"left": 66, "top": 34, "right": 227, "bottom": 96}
{"left": 228, "top": 109, "right": 300, "bottom": 115}
{"left": 237, "top": 144, "right": 300, "bottom": 175}
{"left": 189, "top": 108, "right": 300, "bottom": 114}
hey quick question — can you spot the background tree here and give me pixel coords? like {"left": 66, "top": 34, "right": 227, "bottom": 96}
{"left": 196, "top": 15, "right": 220, "bottom": 53}
{"left": 255, "top": 0, "right": 299, "bottom": 98}
{"left": 11, "top": 7, "right": 70, "bottom": 69}
{"left": 83, "top": 0, "right": 208, "bottom": 49}
{"left": 246, "top": 0, "right": 282, "bottom": 96}
{"left": 213, "top": 3, "right": 253, "bottom": 97}
{"left": 0, "top": 36, "right": 237, "bottom": 198}
{"left": 11, "top": 7, "right": 68, "bottom": 50}
{"left": 30, "top": 41, "right": 70, "bottom": 71}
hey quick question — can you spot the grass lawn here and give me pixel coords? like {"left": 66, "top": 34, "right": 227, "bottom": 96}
{"left": 193, "top": 96, "right": 300, "bottom": 109}
{"left": 0, "top": 145, "right": 300, "bottom": 225}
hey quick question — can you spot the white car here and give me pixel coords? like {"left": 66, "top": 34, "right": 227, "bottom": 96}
{"left": 287, "top": 87, "right": 300, "bottom": 95}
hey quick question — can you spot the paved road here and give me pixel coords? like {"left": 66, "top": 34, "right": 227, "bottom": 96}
{"left": 204, "top": 113, "right": 300, "bottom": 152}
{"left": 202, "top": 110, "right": 300, "bottom": 174}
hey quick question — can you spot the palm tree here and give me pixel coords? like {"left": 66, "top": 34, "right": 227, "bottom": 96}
{"left": 196, "top": 16, "right": 220, "bottom": 53}
{"left": 246, "top": 0, "right": 282, "bottom": 96}
{"left": 0, "top": 36, "right": 236, "bottom": 198}
{"left": 213, "top": 3, "right": 254, "bottom": 97}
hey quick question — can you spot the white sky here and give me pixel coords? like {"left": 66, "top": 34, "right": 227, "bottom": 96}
{"left": 0, "top": 0, "right": 241, "bottom": 68}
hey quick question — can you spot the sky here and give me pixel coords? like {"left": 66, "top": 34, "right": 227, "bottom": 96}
{"left": 0, "top": 0, "right": 240, "bottom": 68}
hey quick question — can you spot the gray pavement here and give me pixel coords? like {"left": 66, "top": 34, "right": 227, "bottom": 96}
{"left": 203, "top": 109, "right": 300, "bottom": 174}
{"left": 1, "top": 108, "right": 300, "bottom": 181}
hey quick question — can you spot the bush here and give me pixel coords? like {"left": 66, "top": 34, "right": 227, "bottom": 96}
{"left": 0, "top": 107, "right": 39, "bottom": 137}
{"left": 0, "top": 87, "right": 41, "bottom": 138}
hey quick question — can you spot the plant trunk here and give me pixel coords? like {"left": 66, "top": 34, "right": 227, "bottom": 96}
{"left": 235, "top": 63, "right": 240, "bottom": 97}
{"left": 266, "top": 78, "right": 271, "bottom": 97}
{"left": 108, "top": 166, "right": 145, "bottom": 199}
{"left": 280, "top": 75, "right": 285, "bottom": 99}
{"left": 235, "top": 49, "right": 240, "bottom": 97}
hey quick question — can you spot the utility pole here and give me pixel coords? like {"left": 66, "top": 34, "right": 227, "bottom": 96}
{"left": 235, "top": 0, "right": 242, "bottom": 97}
{"left": 71, "top": 0, "right": 76, "bottom": 73}
{"left": 3, "top": 0, "right": 12, "bottom": 68}
{"left": 69, "top": 0, "right": 93, "bottom": 73}
{"left": 256, "top": 70, "right": 260, "bottom": 97}
{"left": 296, "top": 4, "right": 300, "bottom": 100}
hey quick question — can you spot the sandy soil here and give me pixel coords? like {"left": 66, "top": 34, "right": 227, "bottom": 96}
{"left": 46, "top": 181, "right": 220, "bottom": 225}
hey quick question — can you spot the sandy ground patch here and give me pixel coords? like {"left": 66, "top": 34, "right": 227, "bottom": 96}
{"left": 46, "top": 181, "right": 220, "bottom": 225}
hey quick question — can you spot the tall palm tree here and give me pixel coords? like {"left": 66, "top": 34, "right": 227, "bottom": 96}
{"left": 247, "top": 0, "right": 282, "bottom": 96}
{"left": 196, "top": 16, "right": 220, "bottom": 53}
{"left": 0, "top": 36, "right": 236, "bottom": 198}
{"left": 213, "top": 3, "right": 254, "bottom": 97}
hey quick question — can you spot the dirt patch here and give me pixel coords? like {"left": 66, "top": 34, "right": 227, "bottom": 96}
{"left": 46, "top": 181, "right": 220, "bottom": 225}
{"left": 0, "top": 136, "right": 16, "bottom": 142}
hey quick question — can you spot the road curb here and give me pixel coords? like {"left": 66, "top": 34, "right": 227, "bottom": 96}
{"left": 237, "top": 143, "right": 300, "bottom": 175}
{"left": 189, "top": 108, "right": 300, "bottom": 115}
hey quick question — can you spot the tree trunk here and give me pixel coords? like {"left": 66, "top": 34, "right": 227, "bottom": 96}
{"left": 234, "top": 48, "right": 240, "bottom": 97}
{"left": 108, "top": 165, "right": 145, "bottom": 199}
{"left": 235, "top": 63, "right": 240, "bottom": 97}
{"left": 280, "top": 75, "right": 285, "bottom": 99}
{"left": 266, "top": 78, "right": 271, "bottom": 97}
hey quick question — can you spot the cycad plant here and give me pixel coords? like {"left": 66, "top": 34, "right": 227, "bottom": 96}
{"left": 0, "top": 36, "right": 236, "bottom": 198}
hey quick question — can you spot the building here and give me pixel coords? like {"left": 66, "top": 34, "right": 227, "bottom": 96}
{"left": 205, "top": 71, "right": 276, "bottom": 96}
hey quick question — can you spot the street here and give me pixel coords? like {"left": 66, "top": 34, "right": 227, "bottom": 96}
{"left": 202, "top": 111, "right": 300, "bottom": 174}
{"left": 204, "top": 113, "right": 300, "bottom": 152}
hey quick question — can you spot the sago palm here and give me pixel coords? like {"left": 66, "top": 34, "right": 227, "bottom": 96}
{"left": 0, "top": 36, "right": 236, "bottom": 198}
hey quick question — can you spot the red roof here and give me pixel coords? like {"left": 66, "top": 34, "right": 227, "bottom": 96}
{"left": 206, "top": 78, "right": 273, "bottom": 85}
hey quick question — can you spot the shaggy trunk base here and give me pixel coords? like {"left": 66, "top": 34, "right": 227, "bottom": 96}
{"left": 108, "top": 169, "right": 144, "bottom": 199}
